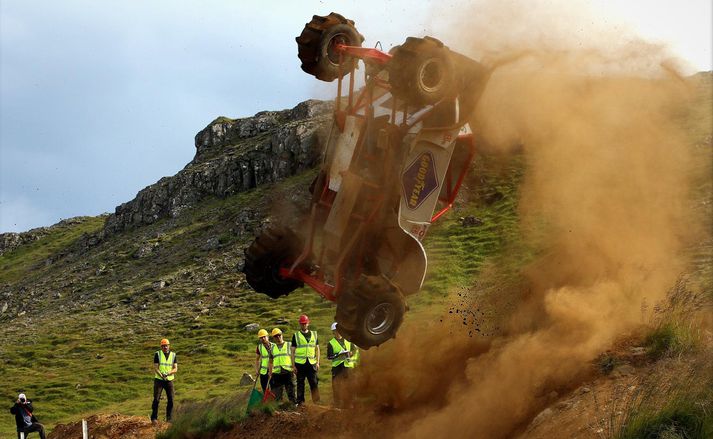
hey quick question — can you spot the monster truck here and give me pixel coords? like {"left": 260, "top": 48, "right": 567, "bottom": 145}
{"left": 243, "top": 12, "right": 492, "bottom": 348}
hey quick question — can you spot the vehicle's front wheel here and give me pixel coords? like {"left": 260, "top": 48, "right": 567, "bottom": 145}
{"left": 388, "top": 36, "right": 456, "bottom": 105}
{"left": 335, "top": 275, "right": 406, "bottom": 349}
{"left": 242, "top": 226, "right": 304, "bottom": 299}
{"left": 296, "top": 13, "right": 365, "bottom": 82}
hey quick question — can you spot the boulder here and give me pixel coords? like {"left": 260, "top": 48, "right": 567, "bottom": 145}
{"left": 133, "top": 242, "right": 158, "bottom": 259}
{"left": 530, "top": 408, "right": 553, "bottom": 428}
{"left": 240, "top": 373, "right": 255, "bottom": 385}
{"left": 202, "top": 237, "right": 221, "bottom": 251}
{"left": 244, "top": 323, "right": 260, "bottom": 332}
{"left": 461, "top": 216, "right": 484, "bottom": 227}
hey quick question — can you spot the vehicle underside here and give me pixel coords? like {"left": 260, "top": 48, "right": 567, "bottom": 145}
{"left": 243, "top": 12, "right": 493, "bottom": 348}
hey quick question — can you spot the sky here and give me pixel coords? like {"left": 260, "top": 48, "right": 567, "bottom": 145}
{"left": 1, "top": 0, "right": 711, "bottom": 233}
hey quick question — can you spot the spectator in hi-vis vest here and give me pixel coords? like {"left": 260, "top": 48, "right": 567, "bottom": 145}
{"left": 269, "top": 328, "right": 295, "bottom": 403}
{"left": 254, "top": 329, "right": 273, "bottom": 393}
{"left": 291, "top": 314, "right": 320, "bottom": 405}
{"left": 327, "top": 322, "right": 355, "bottom": 408}
{"left": 151, "top": 338, "right": 177, "bottom": 423}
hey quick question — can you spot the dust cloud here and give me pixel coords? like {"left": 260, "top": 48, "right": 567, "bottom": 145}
{"left": 353, "top": 1, "right": 702, "bottom": 438}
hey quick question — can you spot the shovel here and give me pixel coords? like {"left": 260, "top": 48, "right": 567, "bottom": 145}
{"left": 246, "top": 374, "right": 263, "bottom": 413}
{"left": 262, "top": 377, "right": 276, "bottom": 403}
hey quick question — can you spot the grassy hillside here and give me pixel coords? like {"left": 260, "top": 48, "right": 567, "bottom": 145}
{"left": 0, "top": 146, "right": 525, "bottom": 437}
{"left": 1, "top": 73, "right": 710, "bottom": 438}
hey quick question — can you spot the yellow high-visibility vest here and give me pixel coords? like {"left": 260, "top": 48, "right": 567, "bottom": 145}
{"left": 329, "top": 338, "right": 352, "bottom": 368}
{"left": 294, "top": 331, "right": 317, "bottom": 365}
{"left": 271, "top": 341, "right": 292, "bottom": 373}
{"left": 155, "top": 351, "right": 176, "bottom": 381}
{"left": 349, "top": 347, "right": 359, "bottom": 368}
{"left": 258, "top": 342, "right": 273, "bottom": 375}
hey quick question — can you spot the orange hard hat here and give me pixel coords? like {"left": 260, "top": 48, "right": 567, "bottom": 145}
{"left": 299, "top": 314, "right": 310, "bottom": 324}
{"left": 160, "top": 338, "right": 170, "bottom": 346}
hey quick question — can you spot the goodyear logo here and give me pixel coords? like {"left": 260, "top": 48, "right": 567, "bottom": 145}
{"left": 402, "top": 152, "right": 438, "bottom": 210}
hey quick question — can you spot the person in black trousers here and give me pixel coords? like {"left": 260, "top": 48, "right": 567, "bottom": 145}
{"left": 10, "top": 393, "right": 46, "bottom": 439}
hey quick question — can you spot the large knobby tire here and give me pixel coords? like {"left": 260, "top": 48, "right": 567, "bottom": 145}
{"left": 335, "top": 275, "right": 406, "bottom": 349}
{"left": 296, "top": 12, "right": 364, "bottom": 82}
{"left": 243, "top": 226, "right": 304, "bottom": 299}
{"left": 388, "top": 36, "right": 456, "bottom": 106}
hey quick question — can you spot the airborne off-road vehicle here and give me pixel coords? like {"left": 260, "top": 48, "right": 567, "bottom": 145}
{"left": 244, "top": 13, "right": 491, "bottom": 348}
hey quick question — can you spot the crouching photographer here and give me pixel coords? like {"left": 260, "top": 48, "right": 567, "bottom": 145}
{"left": 10, "top": 393, "right": 46, "bottom": 439}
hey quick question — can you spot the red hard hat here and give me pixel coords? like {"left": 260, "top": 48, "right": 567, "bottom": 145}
{"left": 299, "top": 314, "right": 310, "bottom": 324}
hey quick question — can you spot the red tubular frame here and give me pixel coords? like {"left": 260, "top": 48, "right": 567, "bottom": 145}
{"left": 431, "top": 134, "right": 476, "bottom": 222}
{"left": 336, "top": 44, "right": 392, "bottom": 65}
{"left": 279, "top": 266, "right": 336, "bottom": 301}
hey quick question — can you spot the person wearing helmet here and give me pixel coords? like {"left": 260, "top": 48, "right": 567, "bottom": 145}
{"left": 290, "top": 314, "right": 320, "bottom": 405}
{"left": 268, "top": 328, "right": 295, "bottom": 403}
{"left": 151, "top": 338, "right": 177, "bottom": 423}
{"left": 327, "top": 322, "right": 355, "bottom": 408}
{"left": 254, "top": 329, "right": 273, "bottom": 393}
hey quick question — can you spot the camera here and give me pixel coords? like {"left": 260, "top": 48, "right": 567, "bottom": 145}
{"left": 19, "top": 397, "right": 26, "bottom": 403}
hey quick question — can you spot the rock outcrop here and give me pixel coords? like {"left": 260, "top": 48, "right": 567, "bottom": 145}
{"left": 104, "top": 99, "right": 332, "bottom": 234}
{"left": 0, "top": 231, "right": 46, "bottom": 256}
{"left": 0, "top": 217, "right": 93, "bottom": 256}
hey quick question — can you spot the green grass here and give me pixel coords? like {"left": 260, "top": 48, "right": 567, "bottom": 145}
{"left": 597, "top": 353, "right": 620, "bottom": 375}
{"left": 617, "top": 382, "right": 713, "bottom": 439}
{"left": 644, "top": 321, "right": 700, "bottom": 360}
{"left": 156, "top": 393, "right": 250, "bottom": 439}
{"left": 419, "top": 153, "right": 526, "bottom": 298}
{"left": 0, "top": 216, "right": 106, "bottom": 283}
{"left": 0, "top": 172, "right": 313, "bottom": 436}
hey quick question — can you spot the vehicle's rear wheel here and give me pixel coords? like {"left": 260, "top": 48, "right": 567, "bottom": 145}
{"left": 388, "top": 36, "right": 456, "bottom": 105}
{"left": 335, "top": 275, "right": 405, "bottom": 349}
{"left": 243, "top": 226, "right": 304, "bottom": 299}
{"left": 296, "top": 12, "right": 365, "bottom": 82}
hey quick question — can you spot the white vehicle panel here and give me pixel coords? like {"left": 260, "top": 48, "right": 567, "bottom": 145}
{"left": 328, "top": 116, "right": 363, "bottom": 192}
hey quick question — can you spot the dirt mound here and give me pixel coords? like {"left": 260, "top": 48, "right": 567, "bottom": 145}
{"left": 48, "top": 414, "right": 168, "bottom": 439}
{"left": 215, "top": 405, "right": 373, "bottom": 439}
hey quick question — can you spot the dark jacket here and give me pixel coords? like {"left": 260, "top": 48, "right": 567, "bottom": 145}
{"left": 10, "top": 401, "right": 37, "bottom": 431}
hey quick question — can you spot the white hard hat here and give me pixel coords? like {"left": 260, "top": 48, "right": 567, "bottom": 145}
{"left": 331, "top": 322, "right": 338, "bottom": 331}
{"left": 18, "top": 393, "right": 26, "bottom": 400}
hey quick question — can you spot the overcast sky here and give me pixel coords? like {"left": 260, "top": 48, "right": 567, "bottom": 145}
{"left": 1, "top": 0, "right": 711, "bottom": 233}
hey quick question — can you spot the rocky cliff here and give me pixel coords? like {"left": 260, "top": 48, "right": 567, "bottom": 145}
{"left": 104, "top": 99, "right": 332, "bottom": 234}
{"left": 0, "top": 229, "right": 49, "bottom": 257}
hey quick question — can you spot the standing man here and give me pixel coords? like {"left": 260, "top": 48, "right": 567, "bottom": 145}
{"left": 254, "top": 329, "right": 273, "bottom": 393}
{"left": 327, "top": 322, "right": 354, "bottom": 408}
{"left": 10, "top": 393, "right": 46, "bottom": 439}
{"left": 291, "top": 314, "right": 320, "bottom": 405}
{"left": 151, "top": 338, "right": 177, "bottom": 424}
{"left": 268, "top": 328, "right": 295, "bottom": 403}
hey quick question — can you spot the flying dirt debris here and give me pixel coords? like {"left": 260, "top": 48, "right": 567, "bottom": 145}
{"left": 243, "top": 12, "right": 493, "bottom": 348}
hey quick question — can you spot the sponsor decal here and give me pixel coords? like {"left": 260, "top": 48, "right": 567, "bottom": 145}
{"left": 410, "top": 224, "right": 429, "bottom": 241}
{"left": 401, "top": 151, "right": 438, "bottom": 210}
